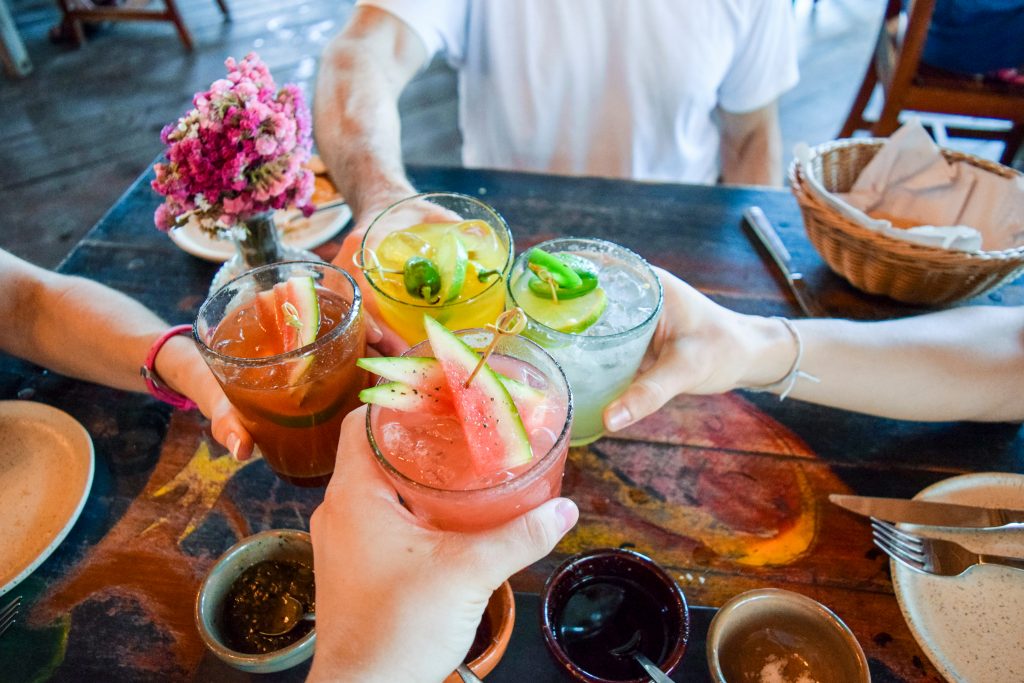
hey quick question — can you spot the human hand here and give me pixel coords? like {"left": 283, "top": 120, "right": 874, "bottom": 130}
{"left": 307, "top": 407, "right": 579, "bottom": 683}
{"left": 603, "top": 268, "right": 794, "bottom": 432}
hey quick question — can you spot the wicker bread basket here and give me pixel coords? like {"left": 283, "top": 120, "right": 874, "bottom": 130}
{"left": 788, "top": 138, "right": 1024, "bottom": 305}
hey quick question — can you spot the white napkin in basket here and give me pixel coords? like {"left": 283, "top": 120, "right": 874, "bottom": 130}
{"left": 796, "top": 119, "right": 1024, "bottom": 252}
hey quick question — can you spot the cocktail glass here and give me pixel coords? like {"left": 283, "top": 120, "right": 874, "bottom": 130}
{"left": 195, "top": 261, "right": 367, "bottom": 487}
{"left": 366, "top": 328, "right": 573, "bottom": 531}
{"left": 359, "top": 192, "right": 514, "bottom": 345}
{"left": 507, "top": 238, "right": 663, "bottom": 446}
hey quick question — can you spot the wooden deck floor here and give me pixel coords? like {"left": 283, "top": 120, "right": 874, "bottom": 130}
{"left": 0, "top": 0, "right": 1011, "bottom": 268}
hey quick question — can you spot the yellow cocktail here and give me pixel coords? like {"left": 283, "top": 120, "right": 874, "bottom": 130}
{"left": 359, "top": 193, "right": 513, "bottom": 344}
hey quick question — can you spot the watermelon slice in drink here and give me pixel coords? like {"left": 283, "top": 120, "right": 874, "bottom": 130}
{"left": 359, "top": 318, "right": 535, "bottom": 475}
{"left": 254, "top": 276, "right": 321, "bottom": 381}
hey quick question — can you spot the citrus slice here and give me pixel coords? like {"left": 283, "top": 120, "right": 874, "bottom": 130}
{"left": 423, "top": 316, "right": 533, "bottom": 473}
{"left": 515, "top": 274, "right": 607, "bottom": 334}
{"left": 436, "top": 232, "right": 468, "bottom": 303}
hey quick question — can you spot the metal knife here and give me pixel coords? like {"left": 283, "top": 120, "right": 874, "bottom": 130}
{"left": 742, "top": 206, "right": 827, "bottom": 318}
{"left": 830, "top": 494, "right": 1024, "bottom": 530}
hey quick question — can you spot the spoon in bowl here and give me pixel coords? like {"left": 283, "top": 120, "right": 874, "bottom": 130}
{"left": 258, "top": 593, "right": 315, "bottom": 637}
{"left": 609, "top": 631, "right": 674, "bottom": 683}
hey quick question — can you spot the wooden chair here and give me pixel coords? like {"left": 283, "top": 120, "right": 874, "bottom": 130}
{"left": 840, "top": 0, "right": 1024, "bottom": 166}
{"left": 54, "top": 0, "right": 230, "bottom": 51}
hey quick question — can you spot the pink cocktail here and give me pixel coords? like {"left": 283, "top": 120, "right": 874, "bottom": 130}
{"left": 365, "top": 327, "right": 573, "bottom": 532}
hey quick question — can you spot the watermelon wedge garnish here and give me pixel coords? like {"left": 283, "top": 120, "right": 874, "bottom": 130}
{"left": 358, "top": 381, "right": 454, "bottom": 414}
{"left": 253, "top": 276, "right": 321, "bottom": 383}
{"left": 359, "top": 355, "right": 546, "bottom": 409}
{"left": 423, "top": 316, "right": 533, "bottom": 473}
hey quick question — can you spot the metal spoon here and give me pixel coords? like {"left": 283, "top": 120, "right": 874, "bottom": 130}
{"left": 455, "top": 664, "right": 484, "bottom": 682}
{"left": 609, "top": 631, "right": 674, "bottom": 683}
{"left": 258, "top": 593, "right": 315, "bottom": 637}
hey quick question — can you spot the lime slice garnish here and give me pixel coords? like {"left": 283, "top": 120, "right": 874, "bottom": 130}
{"left": 377, "top": 230, "right": 434, "bottom": 270}
{"left": 518, "top": 279, "right": 608, "bottom": 333}
{"left": 436, "top": 232, "right": 468, "bottom": 303}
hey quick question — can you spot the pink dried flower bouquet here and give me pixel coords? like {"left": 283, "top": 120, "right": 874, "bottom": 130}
{"left": 152, "top": 53, "right": 314, "bottom": 236}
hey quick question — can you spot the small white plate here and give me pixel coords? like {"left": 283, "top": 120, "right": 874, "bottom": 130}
{"left": 0, "top": 401, "right": 95, "bottom": 596}
{"left": 168, "top": 202, "right": 352, "bottom": 263}
{"left": 892, "top": 472, "right": 1024, "bottom": 683}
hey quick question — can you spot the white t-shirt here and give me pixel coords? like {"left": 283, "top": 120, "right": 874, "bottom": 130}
{"left": 357, "top": 0, "right": 799, "bottom": 184}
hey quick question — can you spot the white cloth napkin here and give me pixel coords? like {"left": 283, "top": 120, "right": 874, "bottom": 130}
{"left": 796, "top": 120, "right": 1024, "bottom": 252}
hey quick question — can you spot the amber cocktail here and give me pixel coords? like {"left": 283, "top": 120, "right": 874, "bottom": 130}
{"left": 195, "top": 261, "right": 366, "bottom": 487}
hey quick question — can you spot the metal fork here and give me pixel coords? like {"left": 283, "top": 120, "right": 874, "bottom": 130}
{"left": 0, "top": 595, "right": 21, "bottom": 638}
{"left": 872, "top": 519, "right": 1024, "bottom": 577}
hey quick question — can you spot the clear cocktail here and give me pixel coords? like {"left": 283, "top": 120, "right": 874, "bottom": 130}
{"left": 508, "top": 238, "right": 662, "bottom": 446}
{"left": 359, "top": 192, "right": 513, "bottom": 345}
{"left": 362, "top": 317, "right": 572, "bottom": 531}
{"left": 195, "top": 261, "right": 367, "bottom": 487}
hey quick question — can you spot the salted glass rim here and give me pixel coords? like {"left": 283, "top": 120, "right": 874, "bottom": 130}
{"left": 359, "top": 192, "right": 514, "bottom": 311}
{"left": 366, "top": 328, "right": 574, "bottom": 496}
{"left": 507, "top": 236, "right": 664, "bottom": 342}
{"left": 193, "top": 260, "right": 362, "bottom": 368}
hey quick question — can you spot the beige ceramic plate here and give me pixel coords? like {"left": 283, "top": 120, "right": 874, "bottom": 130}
{"left": 168, "top": 203, "right": 352, "bottom": 263}
{"left": 892, "top": 472, "right": 1024, "bottom": 683}
{"left": 0, "top": 401, "right": 94, "bottom": 596}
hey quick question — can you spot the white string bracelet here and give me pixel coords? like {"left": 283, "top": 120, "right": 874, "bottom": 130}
{"left": 748, "top": 317, "right": 820, "bottom": 400}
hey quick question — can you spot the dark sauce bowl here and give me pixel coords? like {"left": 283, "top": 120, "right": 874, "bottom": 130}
{"left": 540, "top": 548, "right": 690, "bottom": 683}
{"left": 195, "top": 529, "right": 316, "bottom": 673}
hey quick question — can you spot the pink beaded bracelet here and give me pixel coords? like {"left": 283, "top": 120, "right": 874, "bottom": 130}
{"left": 140, "top": 324, "right": 199, "bottom": 411}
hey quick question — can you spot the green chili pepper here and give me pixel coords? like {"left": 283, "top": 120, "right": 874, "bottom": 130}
{"left": 526, "top": 252, "right": 601, "bottom": 300}
{"left": 527, "top": 248, "right": 583, "bottom": 289}
{"left": 403, "top": 256, "right": 442, "bottom": 300}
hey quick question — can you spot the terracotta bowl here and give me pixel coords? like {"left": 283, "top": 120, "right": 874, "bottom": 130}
{"left": 540, "top": 548, "right": 690, "bottom": 682}
{"left": 444, "top": 580, "right": 516, "bottom": 682}
{"left": 195, "top": 529, "right": 316, "bottom": 674}
{"left": 706, "top": 588, "right": 870, "bottom": 683}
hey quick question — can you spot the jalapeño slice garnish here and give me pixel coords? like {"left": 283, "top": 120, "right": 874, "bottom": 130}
{"left": 526, "top": 250, "right": 600, "bottom": 300}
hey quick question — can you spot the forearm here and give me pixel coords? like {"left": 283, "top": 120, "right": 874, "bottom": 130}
{"left": 718, "top": 105, "right": 783, "bottom": 187}
{"left": 314, "top": 9, "right": 423, "bottom": 221}
{"left": 743, "top": 308, "right": 1024, "bottom": 422}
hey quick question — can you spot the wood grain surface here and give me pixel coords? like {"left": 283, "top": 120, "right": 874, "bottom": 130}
{"left": 0, "top": 165, "right": 1021, "bottom": 682}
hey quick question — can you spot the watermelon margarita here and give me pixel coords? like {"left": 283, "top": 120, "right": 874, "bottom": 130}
{"left": 363, "top": 319, "right": 572, "bottom": 531}
{"left": 195, "top": 262, "right": 367, "bottom": 487}
{"left": 359, "top": 192, "right": 513, "bottom": 345}
{"left": 508, "top": 238, "right": 663, "bottom": 446}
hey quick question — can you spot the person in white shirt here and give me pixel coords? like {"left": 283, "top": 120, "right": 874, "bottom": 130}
{"left": 315, "top": 0, "right": 798, "bottom": 349}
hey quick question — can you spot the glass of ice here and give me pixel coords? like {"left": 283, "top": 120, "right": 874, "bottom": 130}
{"left": 507, "top": 238, "right": 662, "bottom": 446}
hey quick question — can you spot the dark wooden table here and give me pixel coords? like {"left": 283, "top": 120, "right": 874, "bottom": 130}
{"left": 2, "top": 165, "right": 1022, "bottom": 682}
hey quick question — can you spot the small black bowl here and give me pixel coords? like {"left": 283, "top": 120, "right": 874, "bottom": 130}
{"left": 540, "top": 548, "right": 690, "bottom": 683}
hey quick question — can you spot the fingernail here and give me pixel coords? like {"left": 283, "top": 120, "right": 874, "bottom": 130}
{"left": 367, "top": 317, "right": 383, "bottom": 342}
{"left": 555, "top": 499, "right": 579, "bottom": 533}
{"left": 226, "top": 433, "right": 242, "bottom": 461}
{"left": 605, "top": 404, "right": 632, "bottom": 432}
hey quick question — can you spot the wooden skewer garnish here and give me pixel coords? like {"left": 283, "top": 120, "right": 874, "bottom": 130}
{"left": 464, "top": 307, "right": 528, "bottom": 388}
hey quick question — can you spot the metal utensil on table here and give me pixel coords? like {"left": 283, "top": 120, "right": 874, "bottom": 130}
{"left": 286, "top": 199, "right": 348, "bottom": 225}
{"left": 0, "top": 595, "right": 22, "bottom": 638}
{"left": 830, "top": 493, "right": 1024, "bottom": 530}
{"left": 742, "top": 206, "right": 827, "bottom": 318}
{"left": 609, "top": 631, "right": 675, "bottom": 683}
{"left": 257, "top": 593, "right": 315, "bottom": 637}
{"left": 455, "top": 663, "right": 484, "bottom": 682}
{"left": 871, "top": 519, "right": 1024, "bottom": 577}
